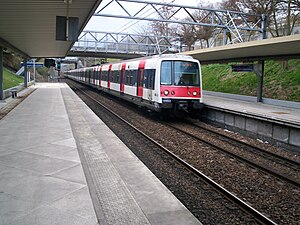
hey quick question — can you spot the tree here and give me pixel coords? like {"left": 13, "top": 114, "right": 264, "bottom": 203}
{"left": 179, "top": 20, "right": 197, "bottom": 51}
{"left": 176, "top": 2, "right": 217, "bottom": 49}
{"left": 193, "top": 3, "right": 215, "bottom": 48}
{"left": 220, "top": 0, "right": 300, "bottom": 37}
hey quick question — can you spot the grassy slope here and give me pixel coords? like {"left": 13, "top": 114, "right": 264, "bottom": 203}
{"left": 202, "top": 59, "right": 300, "bottom": 102}
{"left": 3, "top": 67, "right": 23, "bottom": 90}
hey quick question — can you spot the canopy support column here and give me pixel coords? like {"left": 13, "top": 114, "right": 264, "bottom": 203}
{"left": 24, "top": 59, "right": 28, "bottom": 88}
{"left": 0, "top": 46, "right": 3, "bottom": 100}
{"left": 254, "top": 61, "right": 264, "bottom": 102}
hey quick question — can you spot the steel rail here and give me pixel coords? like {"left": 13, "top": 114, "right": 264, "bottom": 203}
{"left": 188, "top": 121, "right": 300, "bottom": 168}
{"left": 165, "top": 122, "right": 300, "bottom": 188}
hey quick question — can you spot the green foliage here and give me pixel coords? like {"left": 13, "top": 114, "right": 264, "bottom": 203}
{"left": 3, "top": 67, "right": 23, "bottom": 90}
{"left": 201, "top": 59, "right": 300, "bottom": 102}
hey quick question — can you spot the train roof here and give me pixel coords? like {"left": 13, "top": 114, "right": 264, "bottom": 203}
{"left": 66, "top": 54, "right": 196, "bottom": 72}
{"left": 101, "top": 54, "right": 195, "bottom": 65}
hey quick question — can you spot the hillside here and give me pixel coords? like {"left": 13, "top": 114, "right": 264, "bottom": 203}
{"left": 3, "top": 68, "right": 23, "bottom": 90}
{"left": 202, "top": 59, "right": 300, "bottom": 102}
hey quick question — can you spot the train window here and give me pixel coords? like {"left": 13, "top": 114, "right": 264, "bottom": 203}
{"left": 160, "top": 61, "right": 172, "bottom": 85}
{"left": 97, "top": 70, "right": 101, "bottom": 81}
{"left": 149, "top": 69, "right": 155, "bottom": 90}
{"left": 116, "top": 71, "right": 120, "bottom": 83}
{"left": 111, "top": 72, "right": 114, "bottom": 82}
{"left": 133, "top": 70, "right": 138, "bottom": 86}
{"left": 108, "top": 70, "right": 111, "bottom": 82}
{"left": 142, "top": 69, "right": 155, "bottom": 89}
{"left": 125, "top": 70, "right": 129, "bottom": 84}
{"left": 102, "top": 71, "right": 107, "bottom": 81}
{"left": 143, "top": 70, "right": 148, "bottom": 88}
{"left": 129, "top": 71, "right": 133, "bottom": 85}
{"left": 115, "top": 70, "right": 119, "bottom": 83}
{"left": 174, "top": 61, "right": 200, "bottom": 86}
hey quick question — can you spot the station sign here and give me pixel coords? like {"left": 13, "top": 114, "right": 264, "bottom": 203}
{"left": 20, "top": 63, "right": 44, "bottom": 68}
{"left": 231, "top": 64, "right": 254, "bottom": 72}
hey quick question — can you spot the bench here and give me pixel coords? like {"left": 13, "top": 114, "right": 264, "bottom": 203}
{"left": 10, "top": 88, "right": 18, "bottom": 98}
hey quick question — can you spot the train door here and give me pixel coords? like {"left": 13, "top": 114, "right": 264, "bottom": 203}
{"left": 108, "top": 64, "right": 112, "bottom": 90}
{"left": 93, "top": 68, "right": 96, "bottom": 86}
{"left": 99, "top": 66, "right": 102, "bottom": 87}
{"left": 120, "top": 63, "right": 126, "bottom": 93}
{"left": 88, "top": 70, "right": 91, "bottom": 84}
{"left": 137, "top": 60, "right": 145, "bottom": 97}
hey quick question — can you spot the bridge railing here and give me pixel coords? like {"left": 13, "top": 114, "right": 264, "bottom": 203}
{"left": 71, "top": 30, "right": 179, "bottom": 56}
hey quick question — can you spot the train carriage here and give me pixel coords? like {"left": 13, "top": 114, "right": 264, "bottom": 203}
{"left": 65, "top": 54, "right": 203, "bottom": 117}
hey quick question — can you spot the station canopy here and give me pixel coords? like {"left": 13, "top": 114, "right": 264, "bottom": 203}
{"left": 0, "top": 0, "right": 102, "bottom": 58}
{"left": 184, "top": 35, "right": 300, "bottom": 64}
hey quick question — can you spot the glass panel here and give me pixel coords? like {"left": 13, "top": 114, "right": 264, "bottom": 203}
{"left": 160, "top": 61, "right": 172, "bottom": 85}
{"left": 174, "top": 61, "right": 200, "bottom": 86}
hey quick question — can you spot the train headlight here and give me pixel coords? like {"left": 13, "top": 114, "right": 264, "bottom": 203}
{"left": 193, "top": 91, "right": 197, "bottom": 96}
{"left": 164, "top": 90, "right": 169, "bottom": 96}
{"left": 171, "top": 91, "right": 175, "bottom": 95}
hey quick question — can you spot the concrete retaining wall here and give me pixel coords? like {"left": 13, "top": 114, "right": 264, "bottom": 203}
{"left": 3, "top": 81, "right": 34, "bottom": 99}
{"left": 200, "top": 107, "right": 300, "bottom": 152}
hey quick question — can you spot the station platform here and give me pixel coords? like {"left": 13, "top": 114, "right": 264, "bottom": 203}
{"left": 202, "top": 92, "right": 300, "bottom": 149}
{"left": 203, "top": 93, "right": 300, "bottom": 126}
{"left": 0, "top": 83, "right": 201, "bottom": 225}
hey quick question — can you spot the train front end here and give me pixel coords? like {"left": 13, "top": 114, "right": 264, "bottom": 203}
{"left": 158, "top": 55, "right": 203, "bottom": 117}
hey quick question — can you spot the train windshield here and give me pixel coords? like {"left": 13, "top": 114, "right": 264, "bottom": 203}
{"left": 160, "top": 61, "right": 200, "bottom": 86}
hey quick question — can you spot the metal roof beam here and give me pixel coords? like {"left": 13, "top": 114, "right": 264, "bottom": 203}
{"left": 94, "top": 14, "right": 262, "bottom": 32}
{"left": 93, "top": 0, "right": 265, "bottom": 43}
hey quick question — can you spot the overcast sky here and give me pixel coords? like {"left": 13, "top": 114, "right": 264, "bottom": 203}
{"left": 84, "top": 0, "right": 222, "bottom": 34}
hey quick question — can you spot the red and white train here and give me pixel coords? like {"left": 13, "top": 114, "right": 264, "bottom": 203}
{"left": 65, "top": 54, "right": 203, "bottom": 117}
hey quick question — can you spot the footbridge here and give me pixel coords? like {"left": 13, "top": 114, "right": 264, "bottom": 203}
{"left": 68, "top": 30, "right": 179, "bottom": 59}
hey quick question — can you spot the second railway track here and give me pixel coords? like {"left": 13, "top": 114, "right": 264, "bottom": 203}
{"left": 165, "top": 121, "right": 300, "bottom": 187}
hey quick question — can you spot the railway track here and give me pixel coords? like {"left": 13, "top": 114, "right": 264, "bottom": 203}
{"left": 165, "top": 122, "right": 300, "bottom": 188}
{"left": 190, "top": 120, "right": 300, "bottom": 167}
{"left": 67, "top": 80, "right": 277, "bottom": 225}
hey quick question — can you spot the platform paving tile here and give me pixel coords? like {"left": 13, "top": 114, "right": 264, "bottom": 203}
{"left": 8, "top": 205, "right": 97, "bottom": 225}
{"left": 22, "top": 143, "right": 80, "bottom": 163}
{"left": 0, "top": 147, "right": 16, "bottom": 157}
{"left": 0, "top": 192, "right": 39, "bottom": 225}
{"left": 0, "top": 164, "right": 40, "bottom": 192}
{"left": 50, "top": 186, "right": 97, "bottom": 222}
{"left": 51, "top": 164, "right": 87, "bottom": 185}
{"left": 4, "top": 174, "right": 85, "bottom": 205}
{"left": 0, "top": 151, "right": 78, "bottom": 175}
{"left": 0, "top": 83, "right": 98, "bottom": 225}
{"left": 0, "top": 134, "right": 74, "bottom": 152}
{"left": 52, "top": 137, "right": 77, "bottom": 148}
